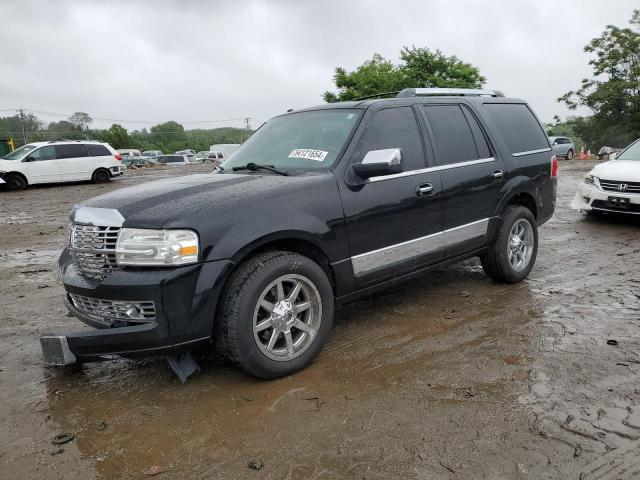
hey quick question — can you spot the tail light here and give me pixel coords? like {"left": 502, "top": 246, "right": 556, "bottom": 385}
{"left": 114, "top": 154, "right": 122, "bottom": 161}
{"left": 551, "top": 155, "right": 558, "bottom": 178}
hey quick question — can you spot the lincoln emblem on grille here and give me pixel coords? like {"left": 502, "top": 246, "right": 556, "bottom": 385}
{"left": 618, "top": 184, "right": 629, "bottom": 191}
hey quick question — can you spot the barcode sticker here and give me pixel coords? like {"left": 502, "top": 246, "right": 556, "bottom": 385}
{"left": 288, "top": 149, "right": 328, "bottom": 161}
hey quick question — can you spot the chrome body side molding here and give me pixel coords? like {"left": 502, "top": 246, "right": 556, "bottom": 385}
{"left": 512, "top": 148, "right": 551, "bottom": 157}
{"left": 351, "top": 218, "right": 490, "bottom": 275}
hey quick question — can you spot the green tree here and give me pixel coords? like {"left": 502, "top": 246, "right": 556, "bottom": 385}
{"left": 102, "top": 124, "right": 130, "bottom": 149}
{"left": 559, "top": 10, "right": 640, "bottom": 148}
{"left": 323, "top": 46, "right": 485, "bottom": 102}
{"left": 68, "top": 112, "right": 93, "bottom": 131}
{"left": 150, "top": 121, "right": 186, "bottom": 152}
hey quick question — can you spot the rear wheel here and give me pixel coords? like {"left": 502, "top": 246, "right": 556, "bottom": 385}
{"left": 481, "top": 206, "right": 538, "bottom": 283}
{"left": 92, "top": 169, "right": 110, "bottom": 183}
{"left": 566, "top": 149, "right": 574, "bottom": 160}
{"left": 4, "top": 173, "right": 27, "bottom": 190}
{"left": 216, "top": 251, "right": 334, "bottom": 379}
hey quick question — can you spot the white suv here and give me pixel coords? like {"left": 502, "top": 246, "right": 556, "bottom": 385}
{"left": 0, "top": 140, "right": 124, "bottom": 190}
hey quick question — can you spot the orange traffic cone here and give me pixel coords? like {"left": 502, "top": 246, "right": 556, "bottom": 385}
{"left": 587, "top": 149, "right": 592, "bottom": 160}
{"left": 580, "top": 145, "right": 586, "bottom": 160}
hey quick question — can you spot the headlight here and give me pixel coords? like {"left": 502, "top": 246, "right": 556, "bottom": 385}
{"left": 115, "top": 228, "right": 199, "bottom": 266}
{"left": 584, "top": 175, "right": 600, "bottom": 188}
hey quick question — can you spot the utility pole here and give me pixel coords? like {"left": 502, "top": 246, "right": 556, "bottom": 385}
{"left": 18, "top": 108, "right": 27, "bottom": 144}
{"left": 242, "top": 117, "right": 251, "bottom": 144}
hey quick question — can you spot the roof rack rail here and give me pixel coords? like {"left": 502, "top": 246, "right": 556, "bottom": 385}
{"left": 352, "top": 91, "right": 401, "bottom": 101}
{"left": 396, "top": 88, "right": 505, "bottom": 98}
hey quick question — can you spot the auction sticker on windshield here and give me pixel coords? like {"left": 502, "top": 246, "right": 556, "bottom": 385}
{"left": 289, "top": 149, "right": 328, "bottom": 161}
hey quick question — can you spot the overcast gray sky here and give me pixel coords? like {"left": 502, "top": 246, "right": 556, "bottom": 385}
{"left": 1, "top": 0, "right": 637, "bottom": 131}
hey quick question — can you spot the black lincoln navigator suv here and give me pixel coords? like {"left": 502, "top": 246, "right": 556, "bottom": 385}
{"left": 41, "top": 88, "right": 557, "bottom": 379}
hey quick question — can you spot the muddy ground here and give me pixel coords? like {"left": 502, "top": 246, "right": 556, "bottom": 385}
{"left": 0, "top": 161, "right": 639, "bottom": 480}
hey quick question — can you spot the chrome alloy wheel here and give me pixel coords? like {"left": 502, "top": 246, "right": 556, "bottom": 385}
{"left": 508, "top": 219, "right": 534, "bottom": 272}
{"left": 252, "top": 274, "right": 322, "bottom": 361}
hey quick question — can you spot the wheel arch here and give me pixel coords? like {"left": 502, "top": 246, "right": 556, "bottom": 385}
{"left": 4, "top": 171, "right": 29, "bottom": 186}
{"left": 227, "top": 232, "right": 337, "bottom": 295}
{"left": 498, "top": 187, "right": 538, "bottom": 220}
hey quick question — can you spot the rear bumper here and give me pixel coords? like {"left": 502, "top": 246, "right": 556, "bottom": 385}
{"left": 41, "top": 248, "right": 235, "bottom": 364}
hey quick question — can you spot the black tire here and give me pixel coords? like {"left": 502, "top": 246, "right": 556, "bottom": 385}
{"left": 216, "top": 251, "right": 334, "bottom": 379}
{"left": 4, "top": 173, "right": 27, "bottom": 190}
{"left": 92, "top": 169, "right": 111, "bottom": 183}
{"left": 480, "top": 206, "right": 538, "bottom": 283}
{"left": 566, "top": 149, "right": 574, "bottom": 160}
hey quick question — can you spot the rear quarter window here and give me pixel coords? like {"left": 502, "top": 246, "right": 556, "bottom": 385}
{"left": 484, "top": 104, "right": 549, "bottom": 155}
{"left": 87, "top": 144, "right": 112, "bottom": 156}
{"left": 56, "top": 144, "right": 90, "bottom": 159}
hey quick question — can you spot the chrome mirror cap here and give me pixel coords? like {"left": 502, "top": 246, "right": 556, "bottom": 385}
{"left": 362, "top": 148, "right": 402, "bottom": 166}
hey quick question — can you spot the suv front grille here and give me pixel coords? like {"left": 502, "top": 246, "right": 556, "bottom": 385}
{"left": 599, "top": 179, "right": 640, "bottom": 194}
{"left": 69, "top": 293, "right": 156, "bottom": 326}
{"left": 70, "top": 223, "right": 121, "bottom": 281}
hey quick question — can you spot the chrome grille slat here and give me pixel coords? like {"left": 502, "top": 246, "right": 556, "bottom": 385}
{"left": 599, "top": 179, "right": 640, "bottom": 193}
{"left": 69, "top": 293, "right": 155, "bottom": 325}
{"left": 70, "top": 223, "right": 122, "bottom": 281}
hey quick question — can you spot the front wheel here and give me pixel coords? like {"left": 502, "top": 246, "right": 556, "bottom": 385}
{"left": 4, "top": 173, "right": 27, "bottom": 190}
{"left": 216, "top": 251, "right": 334, "bottom": 379}
{"left": 480, "top": 206, "right": 538, "bottom": 283}
{"left": 566, "top": 149, "right": 574, "bottom": 160}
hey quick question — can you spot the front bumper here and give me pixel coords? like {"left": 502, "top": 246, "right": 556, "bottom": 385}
{"left": 578, "top": 183, "right": 640, "bottom": 214}
{"left": 41, "top": 248, "right": 234, "bottom": 364}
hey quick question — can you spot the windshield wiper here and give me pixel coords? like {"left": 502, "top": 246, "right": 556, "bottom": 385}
{"left": 232, "top": 163, "right": 289, "bottom": 176}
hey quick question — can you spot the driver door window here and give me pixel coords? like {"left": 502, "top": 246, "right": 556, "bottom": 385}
{"left": 25, "top": 146, "right": 61, "bottom": 183}
{"left": 353, "top": 106, "right": 426, "bottom": 172}
{"left": 30, "top": 146, "right": 57, "bottom": 161}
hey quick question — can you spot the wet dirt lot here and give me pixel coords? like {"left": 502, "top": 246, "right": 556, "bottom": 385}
{"left": 1, "top": 162, "right": 639, "bottom": 480}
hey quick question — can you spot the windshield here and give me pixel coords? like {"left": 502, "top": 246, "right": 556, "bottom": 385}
{"left": 220, "top": 109, "right": 361, "bottom": 174}
{"left": 3, "top": 144, "right": 37, "bottom": 160}
{"left": 617, "top": 139, "right": 640, "bottom": 161}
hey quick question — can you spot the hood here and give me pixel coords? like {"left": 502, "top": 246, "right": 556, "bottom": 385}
{"left": 80, "top": 172, "right": 325, "bottom": 228}
{"left": 0, "top": 159, "right": 19, "bottom": 169}
{"left": 591, "top": 160, "right": 640, "bottom": 182}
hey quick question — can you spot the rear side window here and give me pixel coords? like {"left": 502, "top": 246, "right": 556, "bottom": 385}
{"left": 87, "top": 144, "right": 111, "bottom": 156}
{"left": 355, "top": 106, "right": 426, "bottom": 171}
{"left": 56, "top": 144, "right": 90, "bottom": 159}
{"left": 422, "top": 105, "right": 488, "bottom": 165}
{"left": 484, "top": 104, "right": 549, "bottom": 155}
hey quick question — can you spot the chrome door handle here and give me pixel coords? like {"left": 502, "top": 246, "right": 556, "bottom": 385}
{"left": 416, "top": 183, "right": 433, "bottom": 196}
{"left": 492, "top": 169, "right": 504, "bottom": 179}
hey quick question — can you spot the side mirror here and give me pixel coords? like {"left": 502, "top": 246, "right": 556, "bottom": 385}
{"left": 352, "top": 148, "right": 402, "bottom": 178}
{"left": 552, "top": 141, "right": 559, "bottom": 146}
{"left": 23, "top": 156, "right": 34, "bottom": 162}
